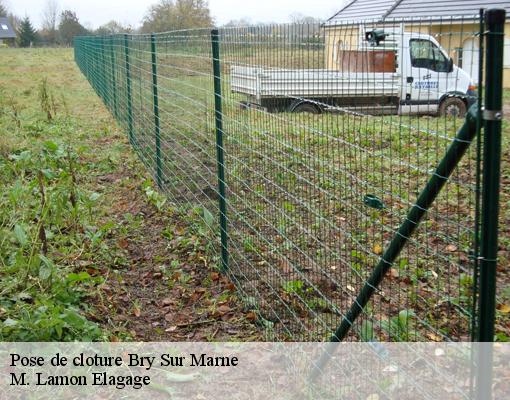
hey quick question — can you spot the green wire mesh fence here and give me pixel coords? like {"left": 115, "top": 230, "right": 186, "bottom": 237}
{"left": 74, "top": 11, "right": 505, "bottom": 343}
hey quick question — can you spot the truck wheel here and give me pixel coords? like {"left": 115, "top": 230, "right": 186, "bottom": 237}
{"left": 290, "top": 102, "right": 322, "bottom": 114}
{"left": 439, "top": 97, "right": 466, "bottom": 118}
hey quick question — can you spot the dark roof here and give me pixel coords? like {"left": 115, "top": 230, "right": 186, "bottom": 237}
{"left": 0, "top": 17, "right": 16, "bottom": 39}
{"left": 326, "top": 0, "right": 510, "bottom": 25}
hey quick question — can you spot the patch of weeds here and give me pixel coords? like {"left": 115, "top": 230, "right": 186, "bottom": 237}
{"left": 282, "top": 280, "right": 305, "bottom": 296}
{"left": 379, "top": 309, "right": 420, "bottom": 341}
{"left": 3, "top": 93, "right": 23, "bottom": 129}
{"left": 38, "top": 78, "right": 58, "bottom": 122}
{"left": 0, "top": 139, "right": 103, "bottom": 341}
{"left": 143, "top": 181, "right": 167, "bottom": 211}
{"left": 243, "top": 237, "right": 257, "bottom": 253}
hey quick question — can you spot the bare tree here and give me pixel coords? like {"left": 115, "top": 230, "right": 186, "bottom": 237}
{"left": 223, "top": 18, "right": 252, "bottom": 28}
{"left": 0, "top": 1, "right": 8, "bottom": 17}
{"left": 41, "top": 0, "right": 59, "bottom": 44}
{"left": 289, "top": 12, "right": 320, "bottom": 24}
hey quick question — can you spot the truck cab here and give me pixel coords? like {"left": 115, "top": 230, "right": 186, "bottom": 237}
{"left": 394, "top": 31, "right": 476, "bottom": 116}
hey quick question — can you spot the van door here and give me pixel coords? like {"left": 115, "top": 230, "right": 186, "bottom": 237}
{"left": 402, "top": 38, "right": 452, "bottom": 114}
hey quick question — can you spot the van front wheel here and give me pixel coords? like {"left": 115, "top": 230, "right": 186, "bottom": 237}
{"left": 289, "top": 101, "right": 322, "bottom": 114}
{"left": 439, "top": 97, "right": 467, "bottom": 118}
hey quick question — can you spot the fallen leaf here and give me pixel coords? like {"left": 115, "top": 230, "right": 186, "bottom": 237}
{"left": 161, "top": 298, "right": 174, "bottom": 307}
{"left": 390, "top": 268, "right": 399, "bottom": 278}
{"left": 190, "top": 291, "right": 202, "bottom": 302}
{"left": 446, "top": 244, "right": 458, "bottom": 252}
{"left": 497, "top": 304, "right": 510, "bottom": 313}
{"left": 217, "top": 305, "right": 231, "bottom": 315}
{"left": 77, "top": 260, "right": 94, "bottom": 267}
{"left": 459, "top": 253, "right": 469, "bottom": 262}
{"left": 221, "top": 313, "right": 234, "bottom": 321}
{"left": 117, "top": 238, "right": 129, "bottom": 249}
{"left": 210, "top": 272, "right": 220, "bottom": 281}
{"left": 133, "top": 307, "right": 141, "bottom": 317}
{"left": 427, "top": 332, "right": 442, "bottom": 341}
{"left": 279, "top": 258, "right": 293, "bottom": 273}
{"left": 246, "top": 312, "right": 257, "bottom": 322}
{"left": 373, "top": 244, "right": 383, "bottom": 255}
{"left": 86, "top": 267, "right": 100, "bottom": 276}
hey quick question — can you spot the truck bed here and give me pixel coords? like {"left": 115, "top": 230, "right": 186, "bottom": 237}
{"left": 230, "top": 66, "right": 402, "bottom": 100}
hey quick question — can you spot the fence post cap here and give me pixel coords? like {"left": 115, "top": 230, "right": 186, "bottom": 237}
{"left": 485, "top": 8, "right": 506, "bottom": 25}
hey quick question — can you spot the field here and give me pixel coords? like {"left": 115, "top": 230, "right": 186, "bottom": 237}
{"left": 0, "top": 48, "right": 260, "bottom": 341}
{"left": 1, "top": 47, "right": 509, "bottom": 342}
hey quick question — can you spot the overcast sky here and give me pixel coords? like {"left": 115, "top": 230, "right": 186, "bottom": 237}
{"left": 5, "top": 0, "right": 344, "bottom": 30}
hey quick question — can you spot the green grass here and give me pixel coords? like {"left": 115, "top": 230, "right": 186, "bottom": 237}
{"left": 503, "top": 88, "right": 510, "bottom": 104}
{"left": 0, "top": 49, "right": 114, "bottom": 340}
{"left": 0, "top": 49, "right": 164, "bottom": 340}
{"left": 0, "top": 48, "right": 261, "bottom": 342}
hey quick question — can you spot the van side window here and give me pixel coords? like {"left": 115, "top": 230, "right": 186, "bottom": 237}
{"left": 410, "top": 39, "right": 449, "bottom": 72}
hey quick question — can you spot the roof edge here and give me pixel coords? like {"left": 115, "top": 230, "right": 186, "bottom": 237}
{"left": 326, "top": 0, "right": 359, "bottom": 23}
{"left": 324, "top": 14, "right": 489, "bottom": 28}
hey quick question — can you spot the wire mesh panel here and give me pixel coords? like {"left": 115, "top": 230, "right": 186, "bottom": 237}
{"left": 216, "top": 18, "right": 482, "bottom": 341}
{"left": 74, "top": 13, "right": 490, "bottom": 343}
{"left": 76, "top": 31, "right": 221, "bottom": 253}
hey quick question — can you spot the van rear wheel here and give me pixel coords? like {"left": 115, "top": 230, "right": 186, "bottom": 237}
{"left": 439, "top": 97, "right": 466, "bottom": 118}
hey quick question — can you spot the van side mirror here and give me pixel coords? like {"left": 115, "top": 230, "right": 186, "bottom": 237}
{"left": 448, "top": 58, "right": 454, "bottom": 73}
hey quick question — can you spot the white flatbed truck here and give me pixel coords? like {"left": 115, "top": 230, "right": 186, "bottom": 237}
{"left": 231, "top": 30, "right": 477, "bottom": 117}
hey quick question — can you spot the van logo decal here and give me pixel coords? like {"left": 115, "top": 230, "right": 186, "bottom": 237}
{"left": 414, "top": 81, "right": 439, "bottom": 90}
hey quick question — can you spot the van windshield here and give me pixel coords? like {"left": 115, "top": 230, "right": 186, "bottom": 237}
{"left": 410, "top": 39, "right": 450, "bottom": 72}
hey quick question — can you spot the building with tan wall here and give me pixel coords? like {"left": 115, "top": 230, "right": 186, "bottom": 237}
{"left": 324, "top": 0, "right": 510, "bottom": 87}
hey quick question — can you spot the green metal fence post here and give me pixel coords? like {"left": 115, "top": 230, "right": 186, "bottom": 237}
{"left": 99, "top": 36, "right": 106, "bottom": 103}
{"left": 211, "top": 29, "right": 229, "bottom": 273}
{"left": 470, "top": 7, "right": 485, "bottom": 343}
{"left": 109, "top": 35, "right": 118, "bottom": 119}
{"left": 124, "top": 34, "right": 134, "bottom": 147}
{"left": 476, "top": 10, "right": 505, "bottom": 399}
{"left": 150, "top": 33, "right": 163, "bottom": 189}
{"left": 477, "top": 7, "right": 505, "bottom": 343}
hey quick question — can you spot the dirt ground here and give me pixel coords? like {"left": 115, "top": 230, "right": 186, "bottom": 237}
{"left": 86, "top": 160, "right": 262, "bottom": 341}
